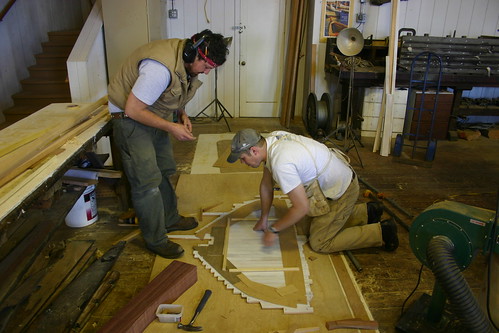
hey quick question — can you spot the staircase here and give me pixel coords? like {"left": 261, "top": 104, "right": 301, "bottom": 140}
{"left": 1, "top": 30, "right": 79, "bottom": 128}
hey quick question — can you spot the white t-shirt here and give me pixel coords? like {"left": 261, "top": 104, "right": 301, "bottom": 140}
{"left": 108, "top": 59, "right": 171, "bottom": 113}
{"left": 265, "top": 131, "right": 353, "bottom": 200}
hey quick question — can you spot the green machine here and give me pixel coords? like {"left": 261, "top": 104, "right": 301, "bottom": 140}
{"left": 397, "top": 200, "right": 499, "bottom": 333}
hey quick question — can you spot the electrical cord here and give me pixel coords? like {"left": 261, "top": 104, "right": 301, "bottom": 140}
{"left": 342, "top": 56, "right": 374, "bottom": 70}
{"left": 400, "top": 263, "right": 424, "bottom": 317}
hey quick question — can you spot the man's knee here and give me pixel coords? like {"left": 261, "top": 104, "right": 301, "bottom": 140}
{"left": 132, "top": 186, "right": 160, "bottom": 199}
{"left": 309, "top": 236, "right": 329, "bottom": 253}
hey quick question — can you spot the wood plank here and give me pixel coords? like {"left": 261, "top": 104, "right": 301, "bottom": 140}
{"left": 73, "top": 270, "right": 120, "bottom": 331}
{"left": 0, "top": 105, "right": 108, "bottom": 188}
{"left": 326, "top": 319, "right": 379, "bottom": 330}
{"left": 98, "top": 260, "right": 197, "bottom": 333}
{"left": 26, "top": 242, "right": 126, "bottom": 332}
{"left": 228, "top": 267, "right": 300, "bottom": 273}
{"left": 380, "top": 0, "right": 400, "bottom": 156}
{"left": 221, "top": 217, "right": 230, "bottom": 271}
{"left": 5, "top": 240, "right": 94, "bottom": 332}
{"left": 0, "top": 189, "right": 83, "bottom": 304}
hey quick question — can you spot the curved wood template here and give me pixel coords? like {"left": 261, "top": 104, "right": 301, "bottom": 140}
{"left": 193, "top": 199, "right": 313, "bottom": 313}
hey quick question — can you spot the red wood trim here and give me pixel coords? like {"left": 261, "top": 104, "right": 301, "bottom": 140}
{"left": 99, "top": 260, "right": 197, "bottom": 333}
{"left": 0, "top": 0, "right": 17, "bottom": 21}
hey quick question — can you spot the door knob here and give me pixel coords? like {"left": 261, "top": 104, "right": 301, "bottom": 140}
{"left": 241, "top": 61, "right": 246, "bottom": 66}
{"left": 232, "top": 25, "right": 246, "bottom": 34}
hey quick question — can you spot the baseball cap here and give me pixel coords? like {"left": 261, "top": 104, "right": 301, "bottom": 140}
{"left": 227, "top": 129, "right": 261, "bottom": 163}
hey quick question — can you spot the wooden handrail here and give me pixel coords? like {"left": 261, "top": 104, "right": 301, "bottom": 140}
{"left": 0, "top": 0, "right": 17, "bottom": 21}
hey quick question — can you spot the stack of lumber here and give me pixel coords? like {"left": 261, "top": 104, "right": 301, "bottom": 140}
{"left": 0, "top": 97, "right": 112, "bottom": 330}
{"left": 0, "top": 97, "right": 109, "bottom": 222}
{"left": 398, "top": 35, "right": 499, "bottom": 77}
{"left": 0, "top": 239, "right": 125, "bottom": 332}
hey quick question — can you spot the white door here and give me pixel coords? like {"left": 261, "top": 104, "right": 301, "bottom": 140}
{"left": 239, "top": 0, "right": 285, "bottom": 117}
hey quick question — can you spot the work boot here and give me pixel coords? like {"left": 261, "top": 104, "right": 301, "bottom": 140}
{"left": 167, "top": 216, "right": 198, "bottom": 233}
{"left": 367, "top": 201, "right": 383, "bottom": 224}
{"left": 146, "top": 241, "right": 184, "bottom": 259}
{"left": 381, "top": 219, "right": 399, "bottom": 251}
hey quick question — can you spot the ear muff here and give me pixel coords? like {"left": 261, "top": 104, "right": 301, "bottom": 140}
{"left": 182, "top": 36, "right": 206, "bottom": 63}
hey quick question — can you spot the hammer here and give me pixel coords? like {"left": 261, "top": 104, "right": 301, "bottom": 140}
{"left": 177, "top": 289, "right": 212, "bottom": 331}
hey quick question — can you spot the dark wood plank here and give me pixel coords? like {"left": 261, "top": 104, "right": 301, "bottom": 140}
{"left": 0, "top": 188, "right": 83, "bottom": 304}
{"left": 4, "top": 240, "right": 94, "bottom": 332}
{"left": 26, "top": 241, "right": 126, "bottom": 332}
{"left": 98, "top": 260, "right": 197, "bottom": 333}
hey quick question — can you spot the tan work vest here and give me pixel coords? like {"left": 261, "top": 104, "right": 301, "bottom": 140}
{"left": 107, "top": 39, "right": 203, "bottom": 119}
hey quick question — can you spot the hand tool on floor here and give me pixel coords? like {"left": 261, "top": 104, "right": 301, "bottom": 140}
{"left": 360, "top": 185, "right": 410, "bottom": 232}
{"left": 177, "top": 289, "right": 212, "bottom": 331}
{"left": 345, "top": 250, "right": 363, "bottom": 272}
{"left": 326, "top": 318, "right": 379, "bottom": 330}
{"left": 359, "top": 177, "right": 413, "bottom": 219}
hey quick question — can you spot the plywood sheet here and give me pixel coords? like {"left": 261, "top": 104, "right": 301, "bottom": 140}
{"left": 191, "top": 133, "right": 264, "bottom": 174}
{"left": 176, "top": 173, "right": 263, "bottom": 215}
{"left": 213, "top": 139, "right": 264, "bottom": 173}
{"left": 146, "top": 172, "right": 377, "bottom": 332}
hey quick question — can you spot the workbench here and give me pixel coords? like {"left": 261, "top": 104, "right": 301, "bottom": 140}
{"left": 325, "top": 35, "right": 499, "bottom": 137}
{"left": 0, "top": 101, "right": 111, "bottom": 224}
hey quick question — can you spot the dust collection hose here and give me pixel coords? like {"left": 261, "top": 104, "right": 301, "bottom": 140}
{"left": 427, "top": 236, "right": 494, "bottom": 333}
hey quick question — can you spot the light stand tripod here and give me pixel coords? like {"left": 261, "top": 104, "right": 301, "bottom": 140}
{"left": 322, "top": 28, "right": 365, "bottom": 168}
{"left": 192, "top": 67, "right": 233, "bottom": 131}
{"left": 322, "top": 61, "right": 364, "bottom": 168}
{"left": 342, "top": 57, "right": 364, "bottom": 166}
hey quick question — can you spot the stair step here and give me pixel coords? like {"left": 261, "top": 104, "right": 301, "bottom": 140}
{"left": 12, "top": 92, "right": 71, "bottom": 107}
{"left": 21, "top": 79, "right": 70, "bottom": 94}
{"left": 1, "top": 29, "right": 79, "bottom": 126}
{"left": 42, "top": 42, "right": 73, "bottom": 57}
{"left": 28, "top": 65, "right": 68, "bottom": 80}
{"left": 2, "top": 106, "right": 41, "bottom": 124}
{"left": 35, "top": 53, "right": 69, "bottom": 66}
{"left": 48, "top": 30, "right": 80, "bottom": 43}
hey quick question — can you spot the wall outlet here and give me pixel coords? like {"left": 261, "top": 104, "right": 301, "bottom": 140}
{"left": 168, "top": 9, "right": 178, "bottom": 19}
{"left": 356, "top": 13, "right": 367, "bottom": 23}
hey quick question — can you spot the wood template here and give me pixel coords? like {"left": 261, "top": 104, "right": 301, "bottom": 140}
{"left": 194, "top": 199, "right": 313, "bottom": 313}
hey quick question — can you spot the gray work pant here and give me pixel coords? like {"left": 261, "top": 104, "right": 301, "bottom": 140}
{"left": 308, "top": 176, "right": 383, "bottom": 253}
{"left": 112, "top": 118, "right": 181, "bottom": 246}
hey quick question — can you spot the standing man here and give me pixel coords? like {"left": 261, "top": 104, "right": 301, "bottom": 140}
{"left": 227, "top": 129, "right": 398, "bottom": 253}
{"left": 108, "top": 30, "right": 229, "bottom": 258}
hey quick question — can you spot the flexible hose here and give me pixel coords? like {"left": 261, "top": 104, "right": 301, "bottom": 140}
{"left": 427, "top": 236, "right": 494, "bottom": 333}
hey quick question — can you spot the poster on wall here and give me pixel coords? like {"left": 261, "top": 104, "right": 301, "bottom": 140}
{"left": 321, "top": 1, "right": 352, "bottom": 39}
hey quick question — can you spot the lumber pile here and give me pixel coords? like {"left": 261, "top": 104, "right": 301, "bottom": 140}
{"left": 0, "top": 97, "right": 109, "bottom": 188}
{"left": 399, "top": 35, "right": 499, "bottom": 76}
{"left": 0, "top": 239, "right": 125, "bottom": 332}
{"left": 0, "top": 97, "right": 110, "bottom": 223}
{"left": 0, "top": 97, "right": 113, "bottom": 330}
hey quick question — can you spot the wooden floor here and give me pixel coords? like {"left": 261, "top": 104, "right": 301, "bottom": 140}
{"left": 26, "top": 117, "right": 499, "bottom": 332}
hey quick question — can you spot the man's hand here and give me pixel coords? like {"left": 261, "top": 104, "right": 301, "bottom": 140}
{"left": 178, "top": 110, "right": 192, "bottom": 132}
{"left": 253, "top": 218, "right": 267, "bottom": 231}
{"left": 169, "top": 122, "right": 196, "bottom": 141}
{"left": 125, "top": 93, "right": 196, "bottom": 141}
{"left": 263, "top": 230, "right": 278, "bottom": 247}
